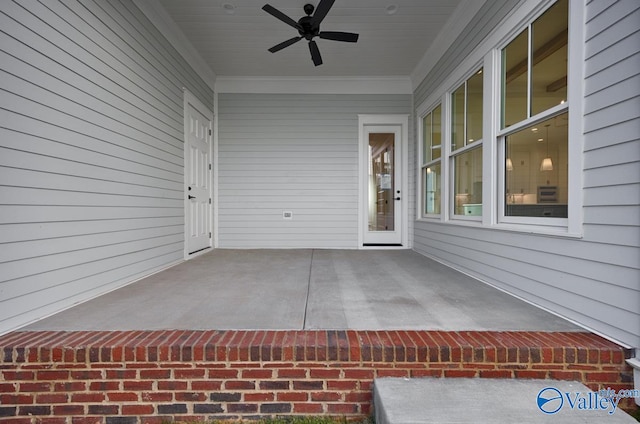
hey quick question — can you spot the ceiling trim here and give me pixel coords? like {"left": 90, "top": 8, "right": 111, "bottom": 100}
{"left": 410, "top": 0, "right": 487, "bottom": 89}
{"left": 215, "top": 76, "right": 413, "bottom": 95}
{"left": 134, "top": 0, "right": 216, "bottom": 90}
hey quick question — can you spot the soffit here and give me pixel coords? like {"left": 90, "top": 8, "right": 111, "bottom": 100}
{"left": 158, "top": 0, "right": 465, "bottom": 78}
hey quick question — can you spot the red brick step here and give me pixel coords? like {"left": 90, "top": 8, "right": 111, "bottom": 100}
{"left": 0, "top": 330, "right": 635, "bottom": 421}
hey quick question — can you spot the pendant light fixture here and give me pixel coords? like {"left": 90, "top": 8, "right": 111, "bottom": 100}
{"left": 540, "top": 124, "right": 553, "bottom": 171}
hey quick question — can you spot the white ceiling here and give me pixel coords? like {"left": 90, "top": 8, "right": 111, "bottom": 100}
{"left": 157, "top": 0, "right": 468, "bottom": 78}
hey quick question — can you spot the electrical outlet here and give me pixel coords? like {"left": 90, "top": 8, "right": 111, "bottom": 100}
{"left": 283, "top": 211, "right": 293, "bottom": 220}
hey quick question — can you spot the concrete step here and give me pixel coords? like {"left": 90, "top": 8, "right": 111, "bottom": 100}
{"left": 374, "top": 378, "right": 637, "bottom": 423}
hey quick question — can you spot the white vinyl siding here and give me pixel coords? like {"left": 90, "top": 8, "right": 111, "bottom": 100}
{"left": 217, "top": 93, "right": 412, "bottom": 249}
{"left": 0, "top": 0, "right": 213, "bottom": 334}
{"left": 412, "top": 0, "right": 639, "bottom": 348}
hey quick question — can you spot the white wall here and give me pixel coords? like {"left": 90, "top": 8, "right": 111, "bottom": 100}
{"left": 0, "top": 0, "right": 213, "bottom": 334}
{"left": 411, "top": 0, "right": 640, "bottom": 348}
{"left": 217, "top": 93, "right": 412, "bottom": 249}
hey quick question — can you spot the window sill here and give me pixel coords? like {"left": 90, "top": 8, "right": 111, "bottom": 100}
{"left": 493, "top": 222, "right": 582, "bottom": 239}
{"left": 414, "top": 218, "right": 583, "bottom": 239}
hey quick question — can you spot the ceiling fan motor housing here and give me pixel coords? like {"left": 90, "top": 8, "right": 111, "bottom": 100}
{"left": 298, "top": 15, "right": 320, "bottom": 40}
{"left": 303, "top": 3, "right": 315, "bottom": 15}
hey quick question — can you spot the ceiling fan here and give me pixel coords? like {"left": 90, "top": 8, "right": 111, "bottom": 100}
{"left": 262, "top": 0, "right": 359, "bottom": 66}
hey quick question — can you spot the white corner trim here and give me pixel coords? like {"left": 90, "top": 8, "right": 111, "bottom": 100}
{"left": 215, "top": 76, "right": 413, "bottom": 95}
{"left": 410, "top": 0, "right": 487, "bottom": 89}
{"left": 133, "top": 0, "right": 216, "bottom": 90}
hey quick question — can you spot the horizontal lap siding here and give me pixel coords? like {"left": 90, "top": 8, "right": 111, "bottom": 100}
{"left": 582, "top": 0, "right": 640, "bottom": 345}
{"left": 413, "top": 0, "right": 640, "bottom": 348}
{"left": 0, "top": 0, "right": 213, "bottom": 334}
{"left": 413, "top": 0, "right": 517, "bottom": 107}
{"left": 218, "top": 94, "right": 412, "bottom": 249}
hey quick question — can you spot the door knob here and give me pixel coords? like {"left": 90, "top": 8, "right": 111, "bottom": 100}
{"left": 395, "top": 197, "right": 401, "bottom": 201}
{"left": 188, "top": 195, "right": 196, "bottom": 200}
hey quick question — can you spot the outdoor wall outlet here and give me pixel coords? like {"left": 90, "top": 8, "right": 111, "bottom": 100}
{"left": 283, "top": 211, "right": 293, "bottom": 220}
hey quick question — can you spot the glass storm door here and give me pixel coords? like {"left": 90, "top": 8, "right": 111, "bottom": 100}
{"left": 363, "top": 126, "right": 402, "bottom": 245}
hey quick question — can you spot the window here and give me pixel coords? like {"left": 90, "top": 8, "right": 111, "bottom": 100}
{"left": 451, "top": 69, "right": 483, "bottom": 216}
{"left": 502, "top": 0, "right": 568, "bottom": 128}
{"left": 452, "top": 69, "right": 483, "bottom": 149}
{"left": 422, "top": 105, "right": 441, "bottom": 216}
{"left": 505, "top": 113, "right": 568, "bottom": 217}
{"left": 454, "top": 148, "right": 483, "bottom": 216}
{"left": 416, "top": 0, "right": 577, "bottom": 232}
{"left": 501, "top": 0, "right": 568, "bottom": 219}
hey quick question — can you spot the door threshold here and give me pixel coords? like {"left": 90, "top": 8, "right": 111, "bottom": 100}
{"left": 363, "top": 243, "right": 403, "bottom": 247}
{"left": 188, "top": 246, "right": 212, "bottom": 257}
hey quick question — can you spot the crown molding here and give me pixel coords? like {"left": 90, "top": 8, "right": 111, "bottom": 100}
{"left": 215, "top": 76, "right": 413, "bottom": 95}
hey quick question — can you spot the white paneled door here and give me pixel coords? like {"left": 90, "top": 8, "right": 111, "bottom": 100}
{"left": 184, "top": 92, "right": 213, "bottom": 256}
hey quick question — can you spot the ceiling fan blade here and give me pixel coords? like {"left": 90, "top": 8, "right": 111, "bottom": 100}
{"left": 262, "top": 4, "right": 302, "bottom": 30}
{"left": 311, "top": 0, "right": 335, "bottom": 25}
{"left": 268, "top": 36, "right": 303, "bottom": 53}
{"left": 309, "top": 40, "right": 323, "bottom": 66}
{"left": 319, "top": 31, "right": 359, "bottom": 43}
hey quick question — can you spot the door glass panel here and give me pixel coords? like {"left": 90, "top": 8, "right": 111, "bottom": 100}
{"left": 368, "top": 133, "right": 395, "bottom": 232}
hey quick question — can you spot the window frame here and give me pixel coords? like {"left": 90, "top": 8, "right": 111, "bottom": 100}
{"left": 497, "top": 0, "right": 571, "bottom": 229}
{"left": 415, "top": 0, "right": 583, "bottom": 237}
{"left": 497, "top": 106, "right": 569, "bottom": 229}
{"left": 419, "top": 103, "right": 443, "bottom": 218}
{"left": 450, "top": 143, "right": 483, "bottom": 220}
{"left": 449, "top": 67, "right": 484, "bottom": 220}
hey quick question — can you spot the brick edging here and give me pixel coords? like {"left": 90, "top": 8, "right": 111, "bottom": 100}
{"left": 0, "top": 330, "right": 635, "bottom": 422}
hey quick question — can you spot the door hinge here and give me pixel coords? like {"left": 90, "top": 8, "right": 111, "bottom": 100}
{"left": 209, "top": 129, "right": 212, "bottom": 136}
{"left": 209, "top": 163, "right": 212, "bottom": 170}
{"left": 209, "top": 198, "right": 212, "bottom": 204}
{"left": 209, "top": 232, "right": 212, "bottom": 238}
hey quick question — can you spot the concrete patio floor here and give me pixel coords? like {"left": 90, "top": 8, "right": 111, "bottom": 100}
{"left": 24, "top": 249, "right": 582, "bottom": 332}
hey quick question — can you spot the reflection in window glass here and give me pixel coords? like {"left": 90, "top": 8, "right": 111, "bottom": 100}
{"left": 502, "top": 0, "right": 568, "bottom": 128}
{"left": 454, "top": 147, "right": 483, "bottom": 216}
{"left": 422, "top": 104, "right": 442, "bottom": 218}
{"left": 432, "top": 105, "right": 441, "bottom": 161}
{"left": 452, "top": 69, "right": 483, "bottom": 150}
{"left": 505, "top": 112, "right": 568, "bottom": 218}
{"left": 423, "top": 105, "right": 442, "bottom": 163}
{"left": 467, "top": 70, "right": 483, "bottom": 143}
{"left": 502, "top": 29, "right": 528, "bottom": 128}
{"left": 531, "top": 0, "right": 568, "bottom": 116}
{"left": 425, "top": 162, "right": 441, "bottom": 215}
{"left": 422, "top": 113, "right": 431, "bottom": 164}
{"left": 451, "top": 85, "right": 465, "bottom": 151}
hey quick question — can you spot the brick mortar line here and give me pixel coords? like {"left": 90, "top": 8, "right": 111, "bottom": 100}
{"left": 1, "top": 330, "right": 630, "bottom": 364}
{"left": 2, "top": 330, "right": 635, "bottom": 419}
